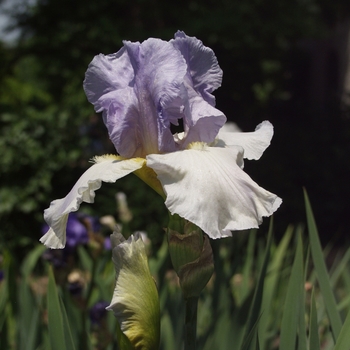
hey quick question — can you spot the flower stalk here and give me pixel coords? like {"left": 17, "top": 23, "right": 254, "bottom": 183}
{"left": 184, "top": 296, "right": 199, "bottom": 350}
{"left": 167, "top": 214, "right": 214, "bottom": 348}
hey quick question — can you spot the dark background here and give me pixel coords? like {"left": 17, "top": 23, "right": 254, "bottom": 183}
{"left": 1, "top": 0, "right": 350, "bottom": 249}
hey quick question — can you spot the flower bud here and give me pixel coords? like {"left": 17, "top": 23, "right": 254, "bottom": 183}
{"left": 107, "top": 232, "right": 160, "bottom": 350}
{"left": 167, "top": 217, "right": 214, "bottom": 299}
{"left": 115, "top": 192, "right": 133, "bottom": 224}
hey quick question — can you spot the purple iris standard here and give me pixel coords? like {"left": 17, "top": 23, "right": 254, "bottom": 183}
{"left": 41, "top": 31, "right": 281, "bottom": 249}
{"left": 83, "top": 31, "right": 225, "bottom": 158}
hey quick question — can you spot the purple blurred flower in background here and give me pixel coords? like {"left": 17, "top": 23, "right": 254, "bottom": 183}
{"left": 78, "top": 212, "right": 101, "bottom": 235}
{"left": 65, "top": 213, "right": 89, "bottom": 248}
{"left": 42, "top": 249, "right": 68, "bottom": 268}
{"left": 42, "top": 213, "right": 88, "bottom": 249}
{"left": 42, "top": 213, "right": 91, "bottom": 266}
{"left": 89, "top": 300, "right": 109, "bottom": 325}
{"left": 103, "top": 236, "right": 111, "bottom": 250}
{"left": 67, "top": 281, "right": 84, "bottom": 295}
{"left": 67, "top": 269, "right": 87, "bottom": 296}
{"left": 0, "top": 270, "right": 4, "bottom": 282}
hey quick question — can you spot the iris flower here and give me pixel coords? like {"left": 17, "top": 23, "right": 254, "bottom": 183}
{"left": 41, "top": 31, "right": 281, "bottom": 249}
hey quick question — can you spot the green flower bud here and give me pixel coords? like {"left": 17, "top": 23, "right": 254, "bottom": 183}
{"left": 107, "top": 232, "right": 160, "bottom": 350}
{"left": 167, "top": 216, "right": 214, "bottom": 299}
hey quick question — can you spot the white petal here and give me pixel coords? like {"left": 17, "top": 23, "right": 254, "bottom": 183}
{"left": 216, "top": 120, "right": 274, "bottom": 160}
{"left": 147, "top": 145, "right": 282, "bottom": 239}
{"left": 40, "top": 156, "right": 144, "bottom": 249}
{"left": 219, "top": 121, "right": 241, "bottom": 132}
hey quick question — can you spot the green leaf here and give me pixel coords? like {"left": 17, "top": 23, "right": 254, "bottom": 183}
{"left": 20, "top": 244, "right": 47, "bottom": 278}
{"left": 60, "top": 288, "right": 82, "bottom": 347}
{"left": 47, "top": 267, "right": 76, "bottom": 350}
{"left": 240, "top": 218, "right": 274, "bottom": 350}
{"left": 212, "top": 307, "right": 236, "bottom": 350}
{"left": 258, "top": 225, "right": 293, "bottom": 349}
{"left": 77, "top": 245, "right": 93, "bottom": 272}
{"left": 298, "top": 234, "right": 307, "bottom": 350}
{"left": 59, "top": 297, "right": 78, "bottom": 350}
{"left": 160, "top": 312, "right": 177, "bottom": 350}
{"left": 330, "top": 248, "right": 350, "bottom": 288}
{"left": 0, "top": 269, "right": 8, "bottom": 331}
{"left": 334, "top": 309, "right": 350, "bottom": 350}
{"left": 279, "top": 232, "right": 304, "bottom": 350}
{"left": 309, "top": 289, "right": 320, "bottom": 350}
{"left": 298, "top": 309, "right": 307, "bottom": 350}
{"left": 304, "top": 189, "right": 342, "bottom": 341}
{"left": 240, "top": 231, "right": 256, "bottom": 304}
{"left": 0, "top": 313, "right": 9, "bottom": 350}
{"left": 18, "top": 279, "right": 39, "bottom": 350}
{"left": 241, "top": 314, "right": 262, "bottom": 350}
{"left": 3, "top": 250, "right": 18, "bottom": 315}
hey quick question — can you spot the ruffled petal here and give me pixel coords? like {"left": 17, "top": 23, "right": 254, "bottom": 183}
{"left": 97, "top": 87, "right": 142, "bottom": 158}
{"left": 147, "top": 144, "right": 282, "bottom": 239}
{"left": 107, "top": 232, "right": 160, "bottom": 350}
{"left": 41, "top": 156, "right": 144, "bottom": 249}
{"left": 83, "top": 48, "right": 134, "bottom": 108}
{"left": 172, "top": 31, "right": 223, "bottom": 105}
{"left": 177, "top": 93, "right": 226, "bottom": 148}
{"left": 84, "top": 38, "right": 187, "bottom": 158}
{"left": 124, "top": 38, "right": 186, "bottom": 155}
{"left": 171, "top": 31, "right": 226, "bottom": 147}
{"left": 216, "top": 121, "right": 274, "bottom": 160}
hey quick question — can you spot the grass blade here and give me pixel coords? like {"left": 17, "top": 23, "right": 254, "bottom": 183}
{"left": 258, "top": 225, "right": 293, "bottom": 350}
{"left": 18, "top": 279, "right": 39, "bottom": 350}
{"left": 309, "top": 289, "right": 320, "bottom": 350}
{"left": 334, "top": 309, "right": 350, "bottom": 350}
{"left": 160, "top": 311, "right": 177, "bottom": 350}
{"left": 330, "top": 248, "right": 350, "bottom": 287}
{"left": 240, "top": 219, "right": 274, "bottom": 350}
{"left": 21, "top": 244, "right": 47, "bottom": 278}
{"left": 279, "top": 233, "right": 304, "bottom": 350}
{"left": 47, "top": 267, "right": 76, "bottom": 350}
{"left": 303, "top": 189, "right": 342, "bottom": 341}
{"left": 240, "top": 231, "right": 256, "bottom": 304}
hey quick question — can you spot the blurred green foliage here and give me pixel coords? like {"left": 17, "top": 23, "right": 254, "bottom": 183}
{"left": 1, "top": 196, "right": 350, "bottom": 349}
{"left": 1, "top": 0, "right": 350, "bottom": 249}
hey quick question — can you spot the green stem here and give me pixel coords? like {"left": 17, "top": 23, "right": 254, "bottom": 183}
{"left": 184, "top": 296, "right": 198, "bottom": 350}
